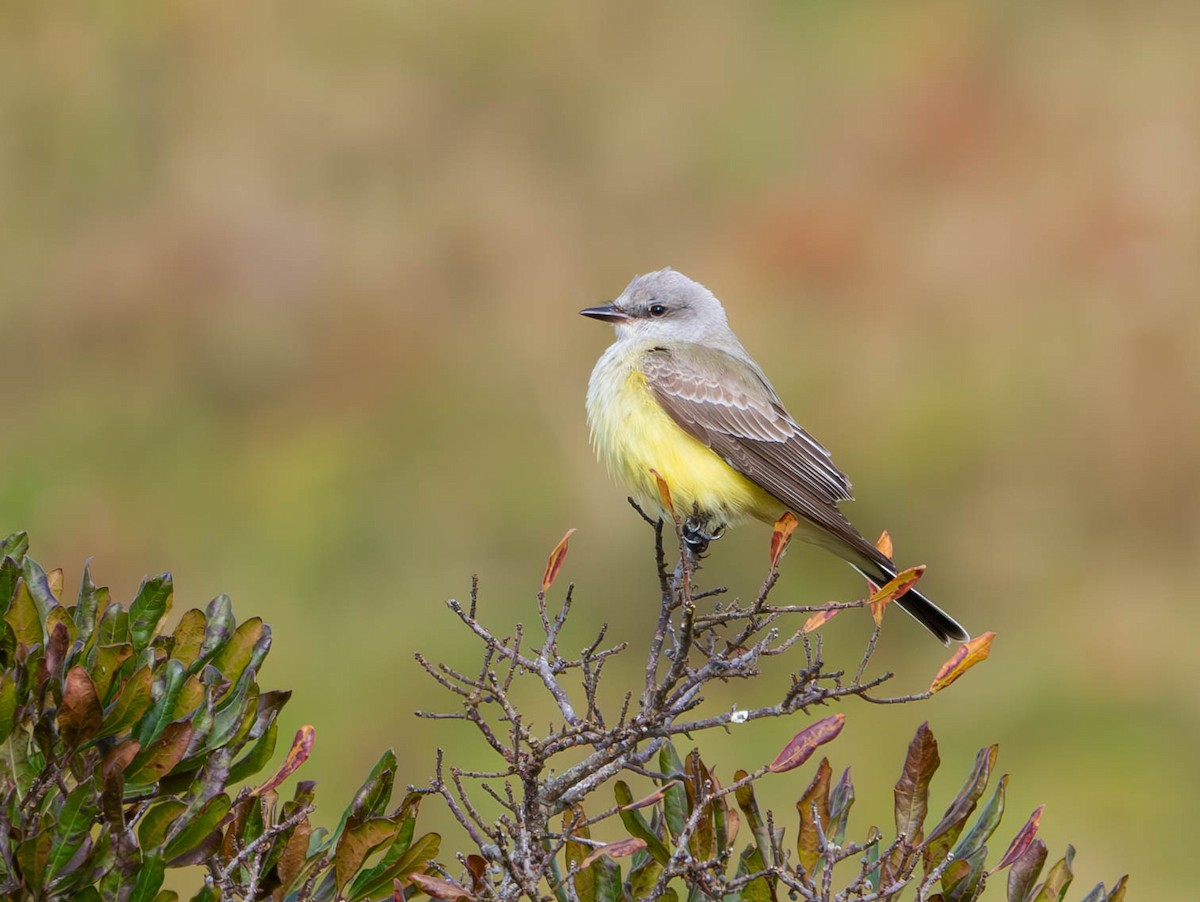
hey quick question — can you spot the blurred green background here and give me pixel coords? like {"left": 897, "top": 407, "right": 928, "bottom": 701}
{"left": 2, "top": 1, "right": 1196, "bottom": 897}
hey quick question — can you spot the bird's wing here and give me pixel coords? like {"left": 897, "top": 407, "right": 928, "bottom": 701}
{"left": 643, "top": 343, "right": 869, "bottom": 544}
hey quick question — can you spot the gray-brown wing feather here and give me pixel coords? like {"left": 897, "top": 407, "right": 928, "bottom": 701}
{"left": 643, "top": 345, "right": 875, "bottom": 558}
{"left": 643, "top": 344, "right": 969, "bottom": 645}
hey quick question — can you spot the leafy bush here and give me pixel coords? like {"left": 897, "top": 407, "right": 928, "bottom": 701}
{"left": 0, "top": 531, "right": 438, "bottom": 900}
{"left": 0, "top": 511, "right": 1131, "bottom": 900}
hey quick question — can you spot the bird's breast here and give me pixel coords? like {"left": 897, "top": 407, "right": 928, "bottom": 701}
{"left": 586, "top": 343, "right": 780, "bottom": 525}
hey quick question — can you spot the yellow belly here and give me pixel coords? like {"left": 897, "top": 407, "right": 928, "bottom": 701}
{"left": 587, "top": 354, "right": 782, "bottom": 526}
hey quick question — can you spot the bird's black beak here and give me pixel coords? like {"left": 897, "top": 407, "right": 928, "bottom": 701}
{"left": 579, "top": 303, "right": 630, "bottom": 323}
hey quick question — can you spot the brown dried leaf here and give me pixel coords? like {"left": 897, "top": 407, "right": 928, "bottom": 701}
{"left": 621, "top": 780, "right": 680, "bottom": 811}
{"left": 894, "top": 722, "right": 939, "bottom": 846}
{"left": 930, "top": 632, "right": 995, "bottom": 694}
{"left": 101, "top": 740, "right": 141, "bottom": 778}
{"left": 541, "top": 528, "right": 577, "bottom": 594}
{"left": 769, "top": 512, "right": 799, "bottom": 570}
{"left": 796, "top": 758, "right": 832, "bottom": 873}
{"left": 803, "top": 609, "right": 839, "bottom": 633}
{"left": 409, "top": 874, "right": 473, "bottom": 900}
{"left": 59, "top": 666, "right": 103, "bottom": 748}
{"left": 255, "top": 724, "right": 314, "bottom": 796}
{"left": 768, "top": 713, "right": 845, "bottom": 774}
{"left": 579, "top": 837, "right": 646, "bottom": 869}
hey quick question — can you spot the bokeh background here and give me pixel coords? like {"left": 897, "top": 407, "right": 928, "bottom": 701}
{"left": 2, "top": 2, "right": 1197, "bottom": 897}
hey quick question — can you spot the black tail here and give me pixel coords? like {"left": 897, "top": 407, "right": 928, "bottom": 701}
{"left": 850, "top": 561, "right": 969, "bottom": 646}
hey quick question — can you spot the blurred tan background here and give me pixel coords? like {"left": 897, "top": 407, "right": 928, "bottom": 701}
{"left": 2, "top": 2, "right": 1197, "bottom": 897}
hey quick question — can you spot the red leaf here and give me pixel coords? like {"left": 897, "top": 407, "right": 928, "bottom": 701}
{"left": 648, "top": 469, "right": 675, "bottom": 519}
{"left": 930, "top": 632, "right": 995, "bottom": 693}
{"left": 996, "top": 805, "right": 1044, "bottom": 870}
{"left": 408, "top": 874, "right": 473, "bottom": 900}
{"left": 255, "top": 725, "right": 315, "bottom": 796}
{"left": 540, "top": 528, "right": 577, "bottom": 594}
{"left": 769, "top": 512, "right": 799, "bottom": 570}
{"left": 802, "top": 609, "right": 839, "bottom": 633}
{"left": 579, "top": 837, "right": 647, "bottom": 869}
{"left": 768, "top": 713, "right": 846, "bottom": 774}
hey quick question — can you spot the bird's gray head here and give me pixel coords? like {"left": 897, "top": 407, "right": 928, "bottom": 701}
{"left": 580, "top": 269, "right": 734, "bottom": 345}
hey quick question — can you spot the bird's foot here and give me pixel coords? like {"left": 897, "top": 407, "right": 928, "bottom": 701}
{"left": 682, "top": 518, "right": 725, "bottom": 561}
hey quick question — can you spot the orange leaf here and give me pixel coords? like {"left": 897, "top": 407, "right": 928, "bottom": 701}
{"left": 648, "top": 468, "right": 675, "bottom": 519}
{"left": 769, "top": 512, "right": 799, "bottom": 570}
{"left": 541, "top": 528, "right": 577, "bottom": 594}
{"left": 768, "top": 713, "right": 846, "bottom": 773}
{"left": 255, "top": 725, "right": 315, "bottom": 795}
{"left": 875, "top": 531, "right": 893, "bottom": 559}
{"left": 408, "top": 874, "right": 473, "bottom": 900}
{"left": 996, "top": 805, "right": 1044, "bottom": 870}
{"left": 803, "top": 609, "right": 839, "bottom": 633}
{"left": 868, "top": 565, "right": 925, "bottom": 626}
{"left": 930, "top": 632, "right": 995, "bottom": 693}
{"left": 620, "top": 780, "right": 681, "bottom": 811}
{"left": 579, "top": 837, "right": 647, "bottom": 869}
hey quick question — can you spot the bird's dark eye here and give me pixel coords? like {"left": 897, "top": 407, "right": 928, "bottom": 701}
{"left": 649, "top": 303, "right": 667, "bottom": 317}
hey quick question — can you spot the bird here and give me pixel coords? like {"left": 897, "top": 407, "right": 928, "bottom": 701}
{"left": 581, "top": 268, "right": 968, "bottom": 645}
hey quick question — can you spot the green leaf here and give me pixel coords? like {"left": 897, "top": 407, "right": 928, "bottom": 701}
{"left": 734, "top": 844, "right": 774, "bottom": 902}
{"left": 209, "top": 617, "right": 266, "bottom": 692}
{"left": 894, "top": 722, "right": 940, "bottom": 846}
{"left": 226, "top": 718, "right": 279, "bottom": 786}
{"left": 100, "top": 666, "right": 155, "bottom": 739}
{"left": 1008, "top": 838, "right": 1048, "bottom": 902}
{"left": 658, "top": 742, "right": 687, "bottom": 840}
{"left": 0, "top": 531, "right": 30, "bottom": 562}
{"left": 952, "top": 774, "right": 1007, "bottom": 862}
{"left": 683, "top": 750, "right": 715, "bottom": 863}
{"left": 941, "top": 844, "right": 987, "bottom": 902}
{"left": 197, "top": 595, "right": 236, "bottom": 664}
{"left": 172, "top": 609, "right": 207, "bottom": 670}
{"left": 827, "top": 767, "right": 854, "bottom": 846}
{"left": 135, "top": 659, "right": 188, "bottom": 747}
{"left": 614, "top": 781, "right": 670, "bottom": 865}
{"left": 346, "top": 824, "right": 440, "bottom": 901}
{"left": 17, "top": 828, "right": 53, "bottom": 895}
{"left": 331, "top": 748, "right": 397, "bottom": 846}
{"left": 733, "top": 769, "right": 770, "bottom": 863}
{"left": 0, "top": 555, "right": 23, "bottom": 618}
{"left": 163, "top": 793, "right": 232, "bottom": 863}
{"left": 924, "top": 744, "right": 998, "bottom": 871}
{"left": 129, "top": 575, "right": 173, "bottom": 651}
{"left": 46, "top": 780, "right": 99, "bottom": 883}
{"left": 22, "top": 556, "right": 60, "bottom": 620}
{"left": 6, "top": 578, "right": 42, "bottom": 649}
{"left": 96, "top": 604, "right": 130, "bottom": 647}
{"left": 138, "top": 799, "right": 188, "bottom": 849}
{"left": 73, "top": 888, "right": 102, "bottom": 902}
{"left": 73, "top": 561, "right": 102, "bottom": 647}
{"left": 333, "top": 817, "right": 401, "bottom": 892}
{"left": 1031, "top": 845, "right": 1074, "bottom": 902}
{"left": 129, "top": 853, "right": 165, "bottom": 902}
{"left": 0, "top": 674, "right": 17, "bottom": 743}
{"left": 590, "top": 853, "right": 623, "bottom": 902}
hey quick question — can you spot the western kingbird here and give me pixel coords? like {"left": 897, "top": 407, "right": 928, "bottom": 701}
{"left": 582, "top": 268, "right": 968, "bottom": 645}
